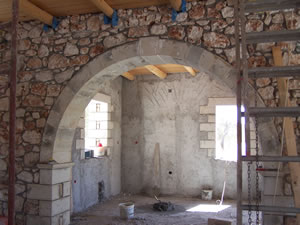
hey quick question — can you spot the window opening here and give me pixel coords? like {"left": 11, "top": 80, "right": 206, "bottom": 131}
{"left": 215, "top": 105, "right": 245, "bottom": 161}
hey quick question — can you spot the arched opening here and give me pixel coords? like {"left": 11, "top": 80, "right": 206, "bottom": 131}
{"left": 35, "top": 37, "right": 279, "bottom": 224}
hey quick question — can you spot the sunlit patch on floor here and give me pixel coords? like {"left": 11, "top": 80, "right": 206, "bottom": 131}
{"left": 186, "top": 204, "right": 231, "bottom": 213}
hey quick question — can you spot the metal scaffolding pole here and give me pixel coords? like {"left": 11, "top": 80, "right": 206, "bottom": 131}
{"left": 234, "top": 0, "right": 242, "bottom": 224}
{"left": 8, "top": 0, "right": 19, "bottom": 224}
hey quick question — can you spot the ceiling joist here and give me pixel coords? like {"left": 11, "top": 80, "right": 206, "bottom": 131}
{"left": 145, "top": 65, "right": 167, "bottom": 79}
{"left": 184, "top": 66, "right": 196, "bottom": 76}
{"left": 169, "top": 0, "right": 182, "bottom": 11}
{"left": 90, "top": 0, "right": 114, "bottom": 18}
{"left": 122, "top": 71, "right": 135, "bottom": 81}
{"left": 20, "top": 0, "right": 53, "bottom": 25}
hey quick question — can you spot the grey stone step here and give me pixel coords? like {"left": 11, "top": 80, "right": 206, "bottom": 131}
{"left": 245, "top": 0, "right": 300, "bottom": 13}
{"left": 249, "top": 65, "right": 300, "bottom": 78}
{"left": 246, "top": 29, "right": 300, "bottom": 44}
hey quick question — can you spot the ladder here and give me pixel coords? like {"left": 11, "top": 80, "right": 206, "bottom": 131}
{"left": 234, "top": 0, "right": 300, "bottom": 224}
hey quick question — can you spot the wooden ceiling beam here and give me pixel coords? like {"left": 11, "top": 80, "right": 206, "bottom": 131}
{"left": 90, "top": 0, "right": 114, "bottom": 18}
{"left": 145, "top": 65, "right": 167, "bottom": 79}
{"left": 169, "top": 0, "right": 182, "bottom": 11}
{"left": 20, "top": 0, "right": 53, "bottom": 25}
{"left": 184, "top": 66, "right": 196, "bottom": 76}
{"left": 122, "top": 71, "right": 135, "bottom": 80}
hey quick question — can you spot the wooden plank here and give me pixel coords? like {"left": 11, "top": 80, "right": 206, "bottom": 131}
{"left": 208, "top": 218, "right": 232, "bottom": 225}
{"left": 0, "top": 0, "right": 194, "bottom": 22}
{"left": 128, "top": 64, "right": 198, "bottom": 76}
{"left": 20, "top": 0, "right": 53, "bottom": 25}
{"left": 145, "top": 65, "right": 167, "bottom": 79}
{"left": 90, "top": 0, "right": 114, "bottom": 18}
{"left": 169, "top": 0, "right": 181, "bottom": 11}
{"left": 272, "top": 46, "right": 300, "bottom": 225}
{"left": 122, "top": 71, "right": 135, "bottom": 80}
{"left": 184, "top": 66, "right": 196, "bottom": 76}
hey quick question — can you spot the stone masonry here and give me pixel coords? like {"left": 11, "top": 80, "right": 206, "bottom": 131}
{"left": 0, "top": 0, "right": 299, "bottom": 224}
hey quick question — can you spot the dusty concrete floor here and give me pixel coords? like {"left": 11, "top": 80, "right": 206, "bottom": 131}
{"left": 70, "top": 195, "right": 259, "bottom": 225}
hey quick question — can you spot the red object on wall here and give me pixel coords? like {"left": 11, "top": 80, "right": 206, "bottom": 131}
{"left": 0, "top": 217, "right": 8, "bottom": 225}
{"left": 98, "top": 143, "right": 103, "bottom": 147}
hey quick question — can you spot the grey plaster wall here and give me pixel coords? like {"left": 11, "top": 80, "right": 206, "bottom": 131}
{"left": 121, "top": 73, "right": 258, "bottom": 199}
{"left": 72, "top": 77, "right": 122, "bottom": 213}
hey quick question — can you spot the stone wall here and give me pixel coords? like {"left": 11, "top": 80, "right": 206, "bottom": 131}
{"left": 0, "top": 0, "right": 299, "bottom": 224}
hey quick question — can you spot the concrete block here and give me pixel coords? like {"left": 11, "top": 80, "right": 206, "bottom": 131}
{"left": 200, "top": 106, "right": 215, "bottom": 114}
{"left": 27, "top": 184, "right": 61, "bottom": 200}
{"left": 40, "top": 167, "right": 72, "bottom": 185}
{"left": 80, "top": 150, "right": 85, "bottom": 160}
{"left": 208, "top": 115, "right": 215, "bottom": 123}
{"left": 75, "top": 139, "right": 84, "bottom": 150}
{"left": 77, "top": 118, "right": 85, "bottom": 128}
{"left": 63, "top": 182, "right": 71, "bottom": 197}
{"left": 200, "top": 140, "right": 215, "bottom": 149}
{"left": 26, "top": 211, "right": 70, "bottom": 225}
{"left": 207, "top": 149, "right": 214, "bottom": 157}
{"left": 39, "top": 197, "right": 70, "bottom": 216}
{"left": 200, "top": 123, "right": 215, "bottom": 131}
{"left": 208, "top": 218, "right": 232, "bottom": 225}
{"left": 80, "top": 129, "right": 85, "bottom": 139}
{"left": 208, "top": 132, "right": 215, "bottom": 140}
{"left": 199, "top": 115, "right": 208, "bottom": 123}
{"left": 52, "top": 210, "right": 70, "bottom": 225}
{"left": 199, "top": 131, "right": 208, "bottom": 139}
{"left": 26, "top": 215, "right": 51, "bottom": 225}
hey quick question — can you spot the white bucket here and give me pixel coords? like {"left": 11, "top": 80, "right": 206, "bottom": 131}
{"left": 201, "top": 189, "right": 213, "bottom": 200}
{"left": 119, "top": 202, "right": 134, "bottom": 219}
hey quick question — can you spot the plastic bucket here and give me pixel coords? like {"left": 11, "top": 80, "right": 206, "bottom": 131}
{"left": 201, "top": 190, "right": 213, "bottom": 200}
{"left": 119, "top": 202, "right": 134, "bottom": 219}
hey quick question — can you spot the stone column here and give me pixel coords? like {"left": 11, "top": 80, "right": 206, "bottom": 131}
{"left": 26, "top": 163, "right": 74, "bottom": 225}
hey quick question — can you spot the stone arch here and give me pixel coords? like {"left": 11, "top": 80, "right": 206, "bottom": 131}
{"left": 41, "top": 36, "right": 279, "bottom": 164}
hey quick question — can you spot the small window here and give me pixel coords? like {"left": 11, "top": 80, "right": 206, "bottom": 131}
{"left": 96, "top": 103, "right": 101, "bottom": 112}
{"left": 215, "top": 105, "right": 245, "bottom": 161}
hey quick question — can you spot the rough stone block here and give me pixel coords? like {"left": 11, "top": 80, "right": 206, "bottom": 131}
{"left": 208, "top": 115, "right": 215, "bottom": 123}
{"left": 199, "top": 115, "right": 208, "bottom": 123}
{"left": 40, "top": 167, "right": 72, "bottom": 185}
{"left": 27, "top": 184, "right": 61, "bottom": 200}
{"left": 199, "top": 131, "right": 208, "bottom": 140}
{"left": 75, "top": 139, "right": 84, "bottom": 150}
{"left": 63, "top": 182, "right": 71, "bottom": 197}
{"left": 39, "top": 197, "right": 70, "bottom": 216}
{"left": 208, "top": 132, "right": 215, "bottom": 140}
{"left": 200, "top": 123, "right": 215, "bottom": 131}
{"left": 200, "top": 140, "right": 215, "bottom": 149}
{"left": 200, "top": 106, "right": 215, "bottom": 114}
{"left": 207, "top": 149, "right": 214, "bottom": 157}
{"left": 208, "top": 218, "right": 232, "bottom": 225}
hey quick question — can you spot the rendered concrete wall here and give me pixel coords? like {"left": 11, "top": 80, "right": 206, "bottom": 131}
{"left": 72, "top": 78, "right": 122, "bottom": 213}
{"left": 122, "top": 73, "right": 259, "bottom": 199}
